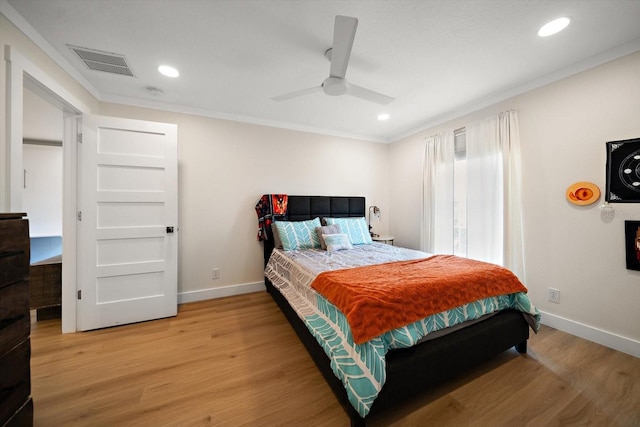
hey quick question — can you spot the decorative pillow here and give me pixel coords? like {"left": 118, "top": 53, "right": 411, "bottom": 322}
{"left": 274, "top": 218, "right": 322, "bottom": 251}
{"left": 322, "top": 233, "right": 353, "bottom": 252}
{"left": 324, "top": 217, "right": 373, "bottom": 245}
{"left": 271, "top": 223, "right": 283, "bottom": 248}
{"left": 315, "top": 224, "right": 342, "bottom": 250}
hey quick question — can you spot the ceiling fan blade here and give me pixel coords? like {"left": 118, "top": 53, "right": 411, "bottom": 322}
{"left": 347, "top": 83, "right": 394, "bottom": 105}
{"left": 271, "top": 86, "right": 322, "bottom": 102}
{"left": 330, "top": 15, "right": 358, "bottom": 79}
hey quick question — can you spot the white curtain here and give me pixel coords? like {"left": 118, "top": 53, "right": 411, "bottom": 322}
{"left": 421, "top": 130, "right": 454, "bottom": 254}
{"left": 422, "top": 111, "right": 524, "bottom": 280}
{"left": 466, "top": 110, "right": 524, "bottom": 279}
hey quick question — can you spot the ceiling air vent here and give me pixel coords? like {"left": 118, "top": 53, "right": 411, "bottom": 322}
{"left": 68, "top": 45, "right": 135, "bottom": 77}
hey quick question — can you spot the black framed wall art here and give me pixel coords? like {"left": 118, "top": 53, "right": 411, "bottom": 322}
{"left": 605, "top": 137, "right": 640, "bottom": 202}
{"left": 624, "top": 221, "right": 640, "bottom": 271}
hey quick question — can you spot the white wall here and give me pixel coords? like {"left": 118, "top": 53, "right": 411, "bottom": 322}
{"left": 22, "top": 87, "right": 64, "bottom": 237}
{"left": 389, "top": 51, "right": 640, "bottom": 355}
{"left": 22, "top": 144, "right": 62, "bottom": 237}
{"left": 98, "top": 103, "right": 390, "bottom": 300}
{"left": 23, "top": 86, "right": 63, "bottom": 141}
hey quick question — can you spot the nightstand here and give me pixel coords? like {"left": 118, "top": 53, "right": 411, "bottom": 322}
{"left": 372, "top": 235, "right": 395, "bottom": 245}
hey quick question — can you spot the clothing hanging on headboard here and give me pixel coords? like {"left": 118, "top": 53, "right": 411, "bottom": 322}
{"left": 255, "top": 194, "right": 288, "bottom": 240}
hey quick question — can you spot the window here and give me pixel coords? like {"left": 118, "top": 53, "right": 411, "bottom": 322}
{"left": 453, "top": 128, "right": 467, "bottom": 257}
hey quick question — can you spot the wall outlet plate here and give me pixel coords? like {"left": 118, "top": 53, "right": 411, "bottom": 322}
{"left": 548, "top": 287, "right": 560, "bottom": 304}
{"left": 212, "top": 268, "right": 220, "bottom": 279}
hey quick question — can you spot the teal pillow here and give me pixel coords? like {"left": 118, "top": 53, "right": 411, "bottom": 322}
{"left": 324, "top": 217, "right": 373, "bottom": 245}
{"left": 274, "top": 218, "right": 322, "bottom": 251}
{"left": 323, "top": 233, "right": 353, "bottom": 252}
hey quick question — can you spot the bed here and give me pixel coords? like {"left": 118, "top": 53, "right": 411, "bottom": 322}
{"left": 262, "top": 196, "right": 538, "bottom": 426}
{"left": 30, "top": 255, "right": 62, "bottom": 320}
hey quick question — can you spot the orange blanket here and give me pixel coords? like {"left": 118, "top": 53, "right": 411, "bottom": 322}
{"left": 311, "top": 255, "right": 528, "bottom": 344}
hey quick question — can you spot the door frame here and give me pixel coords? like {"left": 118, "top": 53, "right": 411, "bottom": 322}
{"left": 5, "top": 45, "right": 90, "bottom": 332}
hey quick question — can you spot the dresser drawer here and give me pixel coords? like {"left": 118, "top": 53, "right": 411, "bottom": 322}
{"left": 0, "top": 280, "right": 30, "bottom": 353}
{"left": 0, "top": 253, "right": 29, "bottom": 289}
{"left": 0, "top": 217, "right": 29, "bottom": 287}
{"left": 0, "top": 217, "right": 29, "bottom": 253}
{"left": 0, "top": 339, "right": 31, "bottom": 426}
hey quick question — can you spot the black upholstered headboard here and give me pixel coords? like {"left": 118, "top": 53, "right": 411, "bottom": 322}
{"left": 263, "top": 195, "right": 366, "bottom": 264}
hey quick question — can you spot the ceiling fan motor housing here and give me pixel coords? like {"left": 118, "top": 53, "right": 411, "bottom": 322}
{"left": 323, "top": 77, "right": 348, "bottom": 96}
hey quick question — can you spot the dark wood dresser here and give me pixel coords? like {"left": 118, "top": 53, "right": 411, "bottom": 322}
{"left": 0, "top": 213, "right": 33, "bottom": 426}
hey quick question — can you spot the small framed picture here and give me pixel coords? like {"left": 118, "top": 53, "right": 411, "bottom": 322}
{"left": 624, "top": 221, "right": 640, "bottom": 271}
{"left": 606, "top": 137, "right": 640, "bottom": 202}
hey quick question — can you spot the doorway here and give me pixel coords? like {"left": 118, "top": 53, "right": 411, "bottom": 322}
{"left": 5, "top": 46, "right": 88, "bottom": 332}
{"left": 23, "top": 84, "right": 64, "bottom": 322}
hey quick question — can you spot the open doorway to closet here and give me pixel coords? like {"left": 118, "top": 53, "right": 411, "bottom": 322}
{"left": 22, "top": 83, "right": 64, "bottom": 322}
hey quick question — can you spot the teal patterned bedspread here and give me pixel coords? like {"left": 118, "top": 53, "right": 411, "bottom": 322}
{"left": 265, "top": 245, "right": 540, "bottom": 418}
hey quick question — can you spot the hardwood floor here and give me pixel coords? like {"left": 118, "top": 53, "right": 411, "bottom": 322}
{"left": 30, "top": 292, "right": 639, "bottom": 426}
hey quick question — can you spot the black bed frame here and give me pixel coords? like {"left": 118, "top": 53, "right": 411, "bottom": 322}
{"left": 263, "top": 196, "right": 529, "bottom": 426}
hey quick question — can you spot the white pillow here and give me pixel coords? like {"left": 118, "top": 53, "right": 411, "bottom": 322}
{"left": 322, "top": 233, "right": 353, "bottom": 252}
{"left": 315, "top": 224, "right": 342, "bottom": 250}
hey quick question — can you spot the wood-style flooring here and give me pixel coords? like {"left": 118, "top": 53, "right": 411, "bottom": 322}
{"left": 30, "top": 292, "right": 640, "bottom": 426}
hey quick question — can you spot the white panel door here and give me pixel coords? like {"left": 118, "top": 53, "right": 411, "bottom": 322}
{"left": 77, "top": 115, "right": 178, "bottom": 331}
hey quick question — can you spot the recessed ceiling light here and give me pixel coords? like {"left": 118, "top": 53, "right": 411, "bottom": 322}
{"left": 538, "top": 17, "right": 571, "bottom": 37}
{"left": 377, "top": 113, "right": 390, "bottom": 121}
{"left": 158, "top": 65, "right": 179, "bottom": 78}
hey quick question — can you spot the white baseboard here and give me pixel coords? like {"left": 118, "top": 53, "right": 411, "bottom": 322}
{"left": 540, "top": 311, "right": 640, "bottom": 358}
{"left": 178, "top": 281, "right": 266, "bottom": 305}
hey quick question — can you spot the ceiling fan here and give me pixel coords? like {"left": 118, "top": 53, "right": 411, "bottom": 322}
{"left": 272, "top": 15, "right": 394, "bottom": 105}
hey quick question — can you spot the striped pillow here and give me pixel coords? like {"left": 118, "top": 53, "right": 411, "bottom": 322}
{"left": 275, "top": 218, "right": 322, "bottom": 251}
{"left": 324, "top": 217, "right": 373, "bottom": 245}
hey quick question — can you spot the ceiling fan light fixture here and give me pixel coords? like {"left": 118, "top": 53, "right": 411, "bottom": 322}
{"left": 538, "top": 17, "right": 571, "bottom": 37}
{"left": 158, "top": 65, "right": 179, "bottom": 78}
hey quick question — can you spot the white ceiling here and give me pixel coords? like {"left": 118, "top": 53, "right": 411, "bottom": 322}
{"left": 5, "top": 0, "right": 640, "bottom": 142}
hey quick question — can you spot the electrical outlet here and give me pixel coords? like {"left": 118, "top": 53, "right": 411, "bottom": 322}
{"left": 212, "top": 268, "right": 220, "bottom": 279}
{"left": 548, "top": 287, "right": 560, "bottom": 304}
